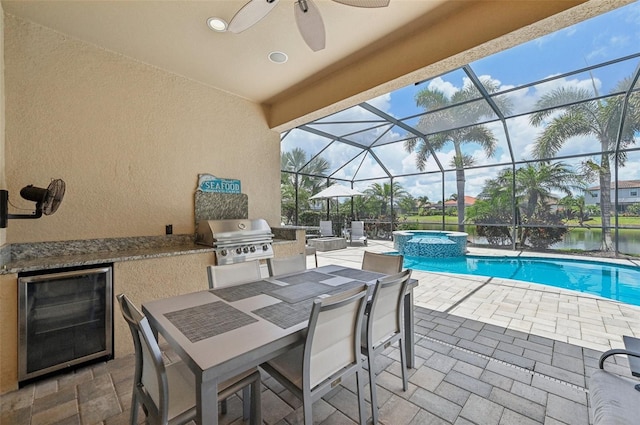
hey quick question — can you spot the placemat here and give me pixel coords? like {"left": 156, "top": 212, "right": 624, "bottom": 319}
{"left": 210, "top": 280, "right": 282, "bottom": 302}
{"left": 329, "top": 280, "right": 367, "bottom": 295}
{"left": 252, "top": 301, "right": 313, "bottom": 329}
{"left": 267, "top": 282, "right": 335, "bottom": 303}
{"left": 165, "top": 301, "right": 258, "bottom": 343}
{"left": 274, "top": 271, "right": 333, "bottom": 285}
{"left": 330, "top": 268, "right": 385, "bottom": 282}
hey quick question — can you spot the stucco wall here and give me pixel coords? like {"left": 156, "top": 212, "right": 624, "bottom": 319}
{"left": 0, "top": 5, "right": 6, "bottom": 247}
{"left": 113, "top": 253, "right": 216, "bottom": 358}
{"left": 3, "top": 14, "right": 281, "bottom": 243}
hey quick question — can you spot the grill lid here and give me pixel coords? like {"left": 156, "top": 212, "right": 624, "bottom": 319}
{"left": 195, "top": 218, "right": 273, "bottom": 247}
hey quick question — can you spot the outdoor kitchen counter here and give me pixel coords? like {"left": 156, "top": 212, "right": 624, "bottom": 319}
{"left": 0, "top": 234, "right": 217, "bottom": 395}
{"left": 0, "top": 235, "right": 214, "bottom": 275}
{"left": 271, "top": 226, "right": 306, "bottom": 258}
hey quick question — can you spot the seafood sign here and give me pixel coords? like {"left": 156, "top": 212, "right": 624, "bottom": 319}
{"left": 197, "top": 174, "right": 241, "bottom": 194}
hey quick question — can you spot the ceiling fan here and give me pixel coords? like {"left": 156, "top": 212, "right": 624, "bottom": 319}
{"left": 228, "top": 0, "right": 390, "bottom": 52}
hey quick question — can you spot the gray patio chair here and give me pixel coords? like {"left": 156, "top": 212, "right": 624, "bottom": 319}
{"left": 207, "top": 260, "right": 262, "bottom": 289}
{"left": 349, "top": 221, "right": 368, "bottom": 246}
{"left": 117, "top": 293, "right": 262, "bottom": 425}
{"left": 319, "top": 220, "right": 334, "bottom": 237}
{"left": 361, "top": 251, "right": 403, "bottom": 274}
{"left": 206, "top": 260, "right": 263, "bottom": 415}
{"left": 362, "top": 269, "right": 412, "bottom": 424}
{"left": 267, "top": 253, "right": 306, "bottom": 276}
{"left": 260, "top": 284, "right": 371, "bottom": 425}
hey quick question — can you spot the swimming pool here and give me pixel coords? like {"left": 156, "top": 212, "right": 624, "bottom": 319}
{"left": 402, "top": 254, "right": 640, "bottom": 306}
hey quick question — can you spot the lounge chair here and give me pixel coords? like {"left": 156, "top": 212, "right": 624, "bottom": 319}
{"left": 319, "top": 220, "right": 334, "bottom": 237}
{"left": 349, "top": 221, "right": 367, "bottom": 246}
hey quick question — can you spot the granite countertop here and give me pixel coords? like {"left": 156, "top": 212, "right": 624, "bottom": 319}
{"left": 0, "top": 235, "right": 215, "bottom": 275}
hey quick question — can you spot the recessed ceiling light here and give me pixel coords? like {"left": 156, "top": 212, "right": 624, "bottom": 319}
{"left": 207, "top": 17, "right": 228, "bottom": 32}
{"left": 268, "top": 51, "right": 288, "bottom": 64}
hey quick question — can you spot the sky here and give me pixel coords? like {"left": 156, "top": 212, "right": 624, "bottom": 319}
{"left": 281, "top": 1, "right": 640, "bottom": 202}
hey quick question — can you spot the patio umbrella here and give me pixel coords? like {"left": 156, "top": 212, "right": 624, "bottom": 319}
{"left": 310, "top": 184, "right": 363, "bottom": 222}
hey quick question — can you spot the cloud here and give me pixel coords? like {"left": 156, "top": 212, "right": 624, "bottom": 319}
{"left": 367, "top": 93, "right": 392, "bottom": 113}
{"left": 427, "top": 77, "right": 459, "bottom": 98}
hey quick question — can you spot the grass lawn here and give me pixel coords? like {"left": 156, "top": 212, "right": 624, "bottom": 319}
{"left": 565, "top": 216, "right": 640, "bottom": 227}
{"left": 402, "top": 215, "right": 460, "bottom": 224}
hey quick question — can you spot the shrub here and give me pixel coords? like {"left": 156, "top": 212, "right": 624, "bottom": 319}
{"left": 299, "top": 211, "right": 323, "bottom": 226}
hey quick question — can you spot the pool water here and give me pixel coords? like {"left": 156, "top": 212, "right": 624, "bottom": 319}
{"left": 402, "top": 254, "right": 640, "bottom": 306}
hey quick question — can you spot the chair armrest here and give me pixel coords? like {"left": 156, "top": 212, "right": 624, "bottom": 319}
{"left": 599, "top": 348, "right": 640, "bottom": 370}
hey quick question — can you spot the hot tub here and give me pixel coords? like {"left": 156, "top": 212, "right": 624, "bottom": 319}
{"left": 393, "top": 230, "right": 468, "bottom": 258}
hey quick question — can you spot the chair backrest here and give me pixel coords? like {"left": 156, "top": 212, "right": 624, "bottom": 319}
{"left": 319, "top": 221, "right": 334, "bottom": 237}
{"left": 351, "top": 221, "right": 366, "bottom": 237}
{"left": 117, "top": 293, "right": 168, "bottom": 424}
{"left": 207, "top": 260, "right": 262, "bottom": 289}
{"left": 361, "top": 251, "right": 403, "bottom": 275}
{"left": 267, "top": 254, "right": 306, "bottom": 277}
{"left": 304, "top": 285, "right": 370, "bottom": 389}
{"left": 367, "top": 269, "right": 412, "bottom": 348}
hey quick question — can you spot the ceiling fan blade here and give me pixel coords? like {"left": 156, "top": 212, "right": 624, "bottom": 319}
{"left": 332, "top": 0, "right": 390, "bottom": 7}
{"left": 295, "top": 0, "right": 326, "bottom": 52}
{"left": 228, "top": 0, "right": 279, "bottom": 33}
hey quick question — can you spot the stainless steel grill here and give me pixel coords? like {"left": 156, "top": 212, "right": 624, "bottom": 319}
{"left": 195, "top": 218, "right": 274, "bottom": 265}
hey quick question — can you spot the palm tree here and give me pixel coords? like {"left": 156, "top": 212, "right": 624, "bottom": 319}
{"left": 558, "top": 194, "right": 587, "bottom": 225}
{"left": 529, "top": 76, "right": 640, "bottom": 251}
{"left": 416, "top": 195, "right": 430, "bottom": 208}
{"left": 397, "top": 195, "right": 417, "bottom": 215}
{"left": 466, "top": 169, "right": 515, "bottom": 245}
{"left": 281, "top": 148, "right": 330, "bottom": 195}
{"left": 281, "top": 148, "right": 330, "bottom": 223}
{"left": 364, "top": 182, "right": 408, "bottom": 217}
{"left": 405, "top": 77, "right": 511, "bottom": 231}
{"left": 468, "top": 162, "right": 583, "bottom": 247}
{"left": 416, "top": 195, "right": 430, "bottom": 215}
{"left": 514, "top": 162, "right": 584, "bottom": 246}
{"left": 515, "top": 162, "right": 584, "bottom": 222}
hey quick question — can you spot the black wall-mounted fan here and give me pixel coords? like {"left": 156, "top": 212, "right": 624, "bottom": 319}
{"left": 0, "top": 179, "right": 66, "bottom": 228}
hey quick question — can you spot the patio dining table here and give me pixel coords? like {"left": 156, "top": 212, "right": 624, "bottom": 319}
{"left": 142, "top": 264, "right": 418, "bottom": 425}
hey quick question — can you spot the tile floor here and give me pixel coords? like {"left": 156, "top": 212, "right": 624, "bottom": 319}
{"left": 2, "top": 241, "right": 640, "bottom": 425}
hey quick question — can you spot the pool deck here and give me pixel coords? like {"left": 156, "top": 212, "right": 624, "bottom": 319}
{"left": 315, "top": 240, "right": 640, "bottom": 353}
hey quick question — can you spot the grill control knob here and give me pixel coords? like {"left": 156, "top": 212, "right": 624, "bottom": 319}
{"left": 220, "top": 250, "right": 227, "bottom": 256}
{"left": 262, "top": 244, "right": 269, "bottom": 251}
{"left": 236, "top": 248, "right": 242, "bottom": 254}
{"left": 250, "top": 246, "right": 256, "bottom": 253}
{"left": 242, "top": 247, "right": 249, "bottom": 253}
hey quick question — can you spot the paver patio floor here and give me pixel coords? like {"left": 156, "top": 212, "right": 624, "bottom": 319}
{"left": 2, "top": 242, "right": 639, "bottom": 424}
